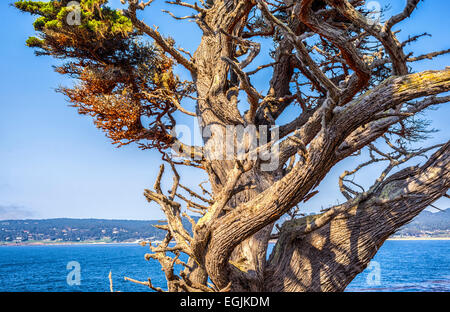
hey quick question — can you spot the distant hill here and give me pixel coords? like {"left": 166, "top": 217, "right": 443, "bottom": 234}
{"left": 0, "top": 218, "right": 195, "bottom": 244}
{"left": 0, "top": 209, "right": 448, "bottom": 244}
{"left": 394, "top": 209, "right": 450, "bottom": 237}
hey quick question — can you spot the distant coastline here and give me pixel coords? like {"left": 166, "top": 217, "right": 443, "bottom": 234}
{"left": 2, "top": 237, "right": 450, "bottom": 247}
{"left": 0, "top": 239, "right": 166, "bottom": 247}
{"left": 0, "top": 240, "right": 144, "bottom": 247}
{"left": 0, "top": 218, "right": 195, "bottom": 245}
{"left": 1, "top": 213, "right": 448, "bottom": 246}
{"left": 387, "top": 237, "right": 450, "bottom": 241}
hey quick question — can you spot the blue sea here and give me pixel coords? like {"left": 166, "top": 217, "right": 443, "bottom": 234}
{"left": 0, "top": 240, "right": 448, "bottom": 292}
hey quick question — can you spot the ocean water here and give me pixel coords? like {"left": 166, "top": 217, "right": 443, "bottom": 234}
{"left": 345, "top": 240, "right": 450, "bottom": 292}
{"left": 0, "top": 240, "right": 448, "bottom": 292}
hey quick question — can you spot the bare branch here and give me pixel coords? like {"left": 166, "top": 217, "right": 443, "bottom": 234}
{"left": 408, "top": 49, "right": 450, "bottom": 62}
{"left": 221, "top": 56, "right": 263, "bottom": 123}
{"left": 125, "top": 2, "right": 197, "bottom": 75}
{"left": 124, "top": 276, "right": 165, "bottom": 292}
{"left": 384, "top": 0, "right": 421, "bottom": 31}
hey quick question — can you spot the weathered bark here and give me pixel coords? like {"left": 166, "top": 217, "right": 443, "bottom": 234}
{"left": 202, "top": 69, "right": 450, "bottom": 289}
{"left": 265, "top": 143, "right": 450, "bottom": 291}
{"left": 185, "top": 0, "right": 450, "bottom": 290}
{"left": 125, "top": 0, "right": 450, "bottom": 292}
{"left": 188, "top": 1, "right": 273, "bottom": 289}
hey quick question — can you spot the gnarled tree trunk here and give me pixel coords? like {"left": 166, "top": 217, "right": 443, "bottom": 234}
{"left": 16, "top": 0, "right": 450, "bottom": 292}
{"left": 265, "top": 143, "right": 450, "bottom": 291}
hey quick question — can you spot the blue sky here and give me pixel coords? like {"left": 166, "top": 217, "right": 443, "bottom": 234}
{"left": 0, "top": 0, "right": 449, "bottom": 220}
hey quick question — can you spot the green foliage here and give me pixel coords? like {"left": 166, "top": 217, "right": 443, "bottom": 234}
{"left": 25, "top": 36, "right": 45, "bottom": 47}
{"left": 14, "top": 0, "right": 187, "bottom": 151}
{"left": 15, "top": 0, "right": 133, "bottom": 52}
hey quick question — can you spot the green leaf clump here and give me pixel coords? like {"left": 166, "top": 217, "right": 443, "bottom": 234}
{"left": 14, "top": 0, "right": 188, "bottom": 151}
{"left": 15, "top": 0, "right": 133, "bottom": 52}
